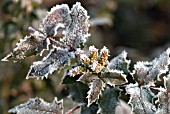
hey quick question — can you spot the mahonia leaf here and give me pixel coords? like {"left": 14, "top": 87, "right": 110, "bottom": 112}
{"left": 27, "top": 47, "right": 70, "bottom": 79}
{"left": 101, "top": 70, "right": 127, "bottom": 86}
{"left": 78, "top": 73, "right": 99, "bottom": 84}
{"left": 108, "top": 51, "right": 131, "bottom": 74}
{"left": 8, "top": 97, "right": 63, "bottom": 114}
{"left": 126, "top": 83, "right": 156, "bottom": 114}
{"left": 97, "top": 86, "right": 120, "bottom": 114}
{"left": 134, "top": 48, "right": 170, "bottom": 82}
{"left": 87, "top": 79, "right": 105, "bottom": 107}
{"left": 67, "top": 81, "right": 89, "bottom": 103}
{"left": 60, "top": 2, "right": 90, "bottom": 49}
{"left": 40, "top": 4, "right": 71, "bottom": 36}
{"left": 1, "top": 35, "right": 45, "bottom": 62}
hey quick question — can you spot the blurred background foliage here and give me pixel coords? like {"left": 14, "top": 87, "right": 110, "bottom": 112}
{"left": 0, "top": 0, "right": 170, "bottom": 114}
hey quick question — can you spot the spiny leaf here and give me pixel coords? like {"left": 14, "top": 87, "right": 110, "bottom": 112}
{"left": 26, "top": 47, "right": 70, "bottom": 79}
{"left": 60, "top": 2, "right": 90, "bottom": 49}
{"left": 40, "top": 4, "right": 71, "bottom": 36}
{"left": 97, "top": 86, "right": 120, "bottom": 114}
{"left": 101, "top": 70, "right": 127, "bottom": 86}
{"left": 134, "top": 48, "right": 170, "bottom": 82}
{"left": 1, "top": 35, "right": 45, "bottom": 62}
{"left": 126, "top": 83, "right": 156, "bottom": 114}
{"left": 87, "top": 79, "right": 105, "bottom": 107}
{"left": 78, "top": 73, "right": 99, "bottom": 84}
{"left": 8, "top": 97, "right": 63, "bottom": 114}
{"left": 108, "top": 51, "right": 131, "bottom": 74}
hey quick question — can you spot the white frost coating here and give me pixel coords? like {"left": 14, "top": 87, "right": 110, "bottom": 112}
{"left": 26, "top": 47, "right": 70, "bottom": 79}
{"left": 40, "top": 3, "right": 71, "bottom": 35}
{"left": 134, "top": 48, "right": 170, "bottom": 82}
{"left": 87, "top": 80, "right": 103, "bottom": 107}
{"left": 39, "top": 38, "right": 51, "bottom": 56}
{"left": 90, "top": 60, "right": 98, "bottom": 71}
{"left": 105, "top": 69, "right": 128, "bottom": 86}
{"left": 8, "top": 97, "right": 63, "bottom": 114}
{"left": 126, "top": 83, "right": 139, "bottom": 95}
{"left": 100, "top": 46, "right": 109, "bottom": 55}
{"left": 126, "top": 84, "right": 157, "bottom": 114}
{"left": 108, "top": 50, "right": 131, "bottom": 71}
{"left": 68, "top": 66, "right": 82, "bottom": 77}
{"left": 89, "top": 45, "right": 98, "bottom": 54}
{"left": 54, "top": 23, "right": 65, "bottom": 36}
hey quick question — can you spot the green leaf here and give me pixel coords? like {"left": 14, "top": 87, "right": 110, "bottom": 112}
{"left": 67, "top": 81, "right": 89, "bottom": 103}
{"left": 101, "top": 70, "right": 127, "bottom": 86}
{"left": 78, "top": 73, "right": 99, "bottom": 84}
{"left": 87, "top": 79, "right": 104, "bottom": 107}
{"left": 62, "top": 74, "right": 80, "bottom": 84}
{"left": 8, "top": 97, "right": 63, "bottom": 114}
{"left": 1, "top": 35, "right": 45, "bottom": 62}
{"left": 126, "top": 84, "right": 156, "bottom": 114}
{"left": 80, "top": 104, "right": 98, "bottom": 114}
{"left": 26, "top": 47, "right": 70, "bottom": 79}
{"left": 133, "top": 48, "right": 170, "bottom": 82}
{"left": 97, "top": 86, "right": 120, "bottom": 114}
{"left": 108, "top": 51, "right": 131, "bottom": 74}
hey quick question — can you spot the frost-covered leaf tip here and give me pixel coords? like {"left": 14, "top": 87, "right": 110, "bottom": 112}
{"left": 8, "top": 97, "right": 63, "bottom": 114}
{"left": 1, "top": 35, "right": 45, "bottom": 62}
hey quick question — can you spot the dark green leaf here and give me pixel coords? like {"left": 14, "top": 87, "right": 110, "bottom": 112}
{"left": 97, "top": 87, "right": 120, "bottom": 114}
{"left": 80, "top": 103, "right": 98, "bottom": 114}
{"left": 67, "top": 81, "right": 89, "bottom": 103}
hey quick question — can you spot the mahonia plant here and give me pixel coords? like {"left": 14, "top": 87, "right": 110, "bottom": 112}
{"left": 2, "top": 2, "right": 170, "bottom": 114}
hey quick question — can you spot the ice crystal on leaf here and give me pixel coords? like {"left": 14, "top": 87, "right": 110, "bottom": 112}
{"left": 27, "top": 47, "right": 70, "bottom": 79}
{"left": 126, "top": 83, "right": 156, "bottom": 114}
{"left": 40, "top": 4, "right": 71, "bottom": 36}
{"left": 1, "top": 35, "right": 45, "bottom": 62}
{"left": 134, "top": 48, "right": 170, "bottom": 82}
{"left": 108, "top": 51, "right": 131, "bottom": 74}
{"left": 87, "top": 79, "right": 105, "bottom": 107}
{"left": 101, "top": 70, "right": 127, "bottom": 86}
{"left": 97, "top": 87, "right": 120, "bottom": 114}
{"left": 8, "top": 97, "right": 63, "bottom": 114}
{"left": 60, "top": 2, "right": 90, "bottom": 49}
